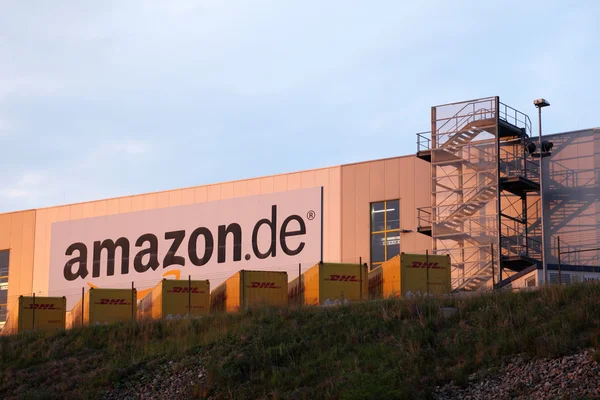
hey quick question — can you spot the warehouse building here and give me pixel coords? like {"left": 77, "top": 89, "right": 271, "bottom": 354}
{"left": 0, "top": 96, "right": 599, "bottom": 329}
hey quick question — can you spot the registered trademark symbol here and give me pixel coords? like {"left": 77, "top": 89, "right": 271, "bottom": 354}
{"left": 307, "top": 210, "right": 316, "bottom": 220}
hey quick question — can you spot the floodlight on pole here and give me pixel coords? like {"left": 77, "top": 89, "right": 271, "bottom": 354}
{"left": 534, "top": 98, "right": 551, "bottom": 286}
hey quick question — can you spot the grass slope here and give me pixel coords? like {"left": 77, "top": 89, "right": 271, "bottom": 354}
{"left": 2, "top": 284, "right": 600, "bottom": 399}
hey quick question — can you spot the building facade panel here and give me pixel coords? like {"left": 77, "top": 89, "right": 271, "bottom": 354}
{"left": 70, "top": 203, "right": 84, "bottom": 220}
{"left": 130, "top": 195, "right": 145, "bottom": 211}
{"left": 207, "top": 185, "right": 221, "bottom": 202}
{"left": 341, "top": 156, "right": 432, "bottom": 268}
{"left": 287, "top": 173, "right": 302, "bottom": 191}
{"left": 326, "top": 167, "right": 343, "bottom": 263}
{"left": 194, "top": 186, "right": 208, "bottom": 203}
{"left": 399, "top": 157, "right": 416, "bottom": 250}
{"left": 94, "top": 200, "right": 108, "bottom": 216}
{"left": 181, "top": 188, "right": 195, "bottom": 205}
{"left": 168, "top": 190, "right": 183, "bottom": 206}
{"left": 341, "top": 164, "right": 357, "bottom": 261}
{"left": 383, "top": 158, "right": 401, "bottom": 201}
{"left": 410, "top": 158, "right": 433, "bottom": 253}
{"left": 0, "top": 210, "right": 37, "bottom": 324}
{"left": 247, "top": 179, "right": 262, "bottom": 196}
{"left": 301, "top": 170, "right": 317, "bottom": 189}
{"left": 106, "top": 198, "right": 120, "bottom": 215}
{"left": 369, "top": 160, "right": 386, "bottom": 203}
{"left": 354, "top": 162, "right": 371, "bottom": 264}
{"left": 260, "top": 177, "right": 274, "bottom": 194}
{"left": 542, "top": 129, "right": 600, "bottom": 267}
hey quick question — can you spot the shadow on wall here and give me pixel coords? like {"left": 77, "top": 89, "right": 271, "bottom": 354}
{"left": 528, "top": 128, "right": 600, "bottom": 266}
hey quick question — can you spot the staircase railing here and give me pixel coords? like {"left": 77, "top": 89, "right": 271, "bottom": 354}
{"left": 436, "top": 108, "right": 495, "bottom": 148}
{"left": 417, "top": 207, "right": 432, "bottom": 228}
{"left": 421, "top": 98, "right": 532, "bottom": 156}
{"left": 501, "top": 221, "right": 542, "bottom": 261}
{"left": 435, "top": 98, "right": 496, "bottom": 138}
{"left": 433, "top": 185, "right": 497, "bottom": 221}
{"left": 417, "top": 132, "right": 431, "bottom": 152}
{"left": 453, "top": 256, "right": 494, "bottom": 290}
{"left": 498, "top": 102, "right": 532, "bottom": 135}
{"left": 548, "top": 163, "right": 598, "bottom": 190}
{"left": 557, "top": 237, "right": 600, "bottom": 267}
{"left": 499, "top": 147, "right": 540, "bottom": 182}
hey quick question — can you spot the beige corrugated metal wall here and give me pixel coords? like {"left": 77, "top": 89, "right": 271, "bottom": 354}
{"left": 0, "top": 210, "right": 36, "bottom": 308}
{"left": 540, "top": 129, "right": 600, "bottom": 266}
{"left": 340, "top": 155, "right": 432, "bottom": 264}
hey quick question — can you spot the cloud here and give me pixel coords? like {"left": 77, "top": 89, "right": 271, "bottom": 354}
{"left": 18, "top": 172, "right": 42, "bottom": 186}
{"left": 114, "top": 139, "right": 149, "bottom": 155}
{"left": 0, "top": 77, "right": 62, "bottom": 102}
{"left": 1, "top": 188, "right": 29, "bottom": 199}
{"left": 77, "top": 138, "right": 153, "bottom": 170}
{"left": 0, "top": 172, "right": 43, "bottom": 201}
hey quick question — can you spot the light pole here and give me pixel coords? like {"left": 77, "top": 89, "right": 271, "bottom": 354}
{"left": 533, "top": 98, "right": 551, "bottom": 285}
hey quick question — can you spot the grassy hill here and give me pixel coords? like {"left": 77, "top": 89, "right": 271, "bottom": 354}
{"left": 2, "top": 284, "right": 600, "bottom": 399}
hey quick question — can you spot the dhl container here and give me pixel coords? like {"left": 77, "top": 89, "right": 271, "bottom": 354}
{"left": 66, "top": 311, "right": 73, "bottom": 329}
{"left": 3, "top": 296, "right": 66, "bottom": 335}
{"left": 368, "top": 253, "right": 451, "bottom": 299}
{"left": 71, "top": 288, "right": 137, "bottom": 327}
{"left": 288, "top": 262, "right": 368, "bottom": 306}
{"left": 138, "top": 279, "right": 210, "bottom": 320}
{"left": 368, "top": 266, "right": 384, "bottom": 300}
{"left": 210, "top": 270, "right": 288, "bottom": 313}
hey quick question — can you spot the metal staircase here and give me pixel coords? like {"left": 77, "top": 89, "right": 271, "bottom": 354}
{"left": 441, "top": 125, "right": 487, "bottom": 153}
{"left": 446, "top": 187, "right": 497, "bottom": 220}
{"left": 417, "top": 96, "right": 539, "bottom": 291}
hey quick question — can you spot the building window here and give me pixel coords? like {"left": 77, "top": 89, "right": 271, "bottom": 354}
{"left": 549, "top": 273, "right": 571, "bottom": 285}
{"left": 370, "top": 200, "right": 400, "bottom": 269}
{"left": 0, "top": 250, "right": 8, "bottom": 329}
{"left": 525, "top": 276, "right": 536, "bottom": 288}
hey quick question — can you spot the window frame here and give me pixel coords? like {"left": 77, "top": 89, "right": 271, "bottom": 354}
{"left": 0, "top": 250, "right": 8, "bottom": 326}
{"left": 370, "top": 200, "right": 401, "bottom": 270}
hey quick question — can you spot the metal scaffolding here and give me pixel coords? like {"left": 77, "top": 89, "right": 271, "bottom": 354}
{"left": 417, "top": 96, "right": 541, "bottom": 291}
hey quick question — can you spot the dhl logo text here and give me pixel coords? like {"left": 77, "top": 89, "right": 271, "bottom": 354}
{"left": 96, "top": 299, "right": 131, "bottom": 305}
{"left": 409, "top": 261, "right": 443, "bottom": 269}
{"left": 28, "top": 304, "right": 59, "bottom": 310}
{"left": 167, "top": 287, "right": 203, "bottom": 294}
{"left": 248, "top": 282, "right": 281, "bottom": 289}
{"left": 325, "top": 275, "right": 358, "bottom": 282}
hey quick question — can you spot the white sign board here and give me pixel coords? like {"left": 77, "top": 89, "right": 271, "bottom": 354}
{"left": 49, "top": 187, "right": 323, "bottom": 307}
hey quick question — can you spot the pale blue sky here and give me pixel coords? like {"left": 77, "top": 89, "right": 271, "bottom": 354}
{"left": 1, "top": 0, "right": 598, "bottom": 213}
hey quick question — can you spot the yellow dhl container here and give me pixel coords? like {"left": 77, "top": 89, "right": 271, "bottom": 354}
{"left": 210, "top": 270, "right": 288, "bottom": 313}
{"left": 70, "top": 288, "right": 137, "bottom": 327}
{"left": 368, "top": 253, "right": 451, "bottom": 298}
{"left": 288, "top": 262, "right": 368, "bottom": 306}
{"left": 3, "top": 296, "right": 66, "bottom": 335}
{"left": 66, "top": 311, "right": 73, "bottom": 329}
{"left": 138, "top": 279, "right": 210, "bottom": 320}
{"left": 368, "top": 267, "right": 384, "bottom": 300}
